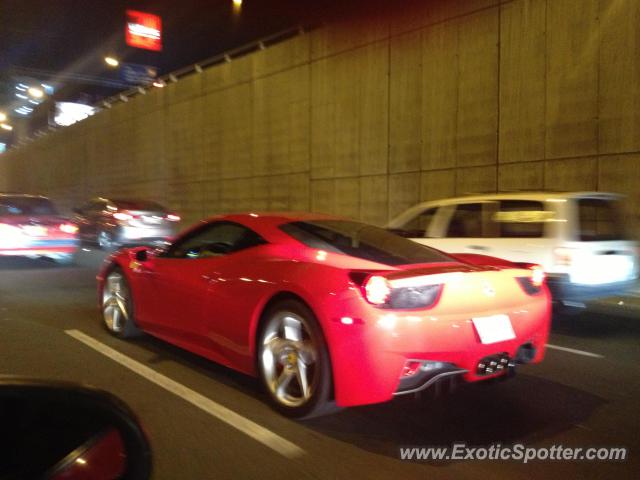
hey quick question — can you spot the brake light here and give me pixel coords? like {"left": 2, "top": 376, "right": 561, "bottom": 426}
{"left": 362, "top": 274, "right": 443, "bottom": 309}
{"left": 530, "top": 264, "right": 545, "bottom": 287}
{"left": 516, "top": 265, "right": 545, "bottom": 295}
{"left": 364, "top": 275, "right": 391, "bottom": 305}
{"left": 0, "top": 223, "right": 20, "bottom": 234}
{"left": 166, "top": 214, "right": 181, "bottom": 222}
{"left": 59, "top": 223, "right": 79, "bottom": 234}
{"left": 113, "top": 212, "right": 133, "bottom": 221}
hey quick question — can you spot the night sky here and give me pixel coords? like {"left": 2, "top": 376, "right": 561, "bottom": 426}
{"left": 0, "top": 0, "right": 372, "bottom": 105}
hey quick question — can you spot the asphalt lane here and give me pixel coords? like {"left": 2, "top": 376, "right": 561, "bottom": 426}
{"left": 0, "top": 249, "right": 638, "bottom": 479}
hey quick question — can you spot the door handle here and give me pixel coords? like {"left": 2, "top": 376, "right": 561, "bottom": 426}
{"left": 467, "top": 245, "right": 489, "bottom": 251}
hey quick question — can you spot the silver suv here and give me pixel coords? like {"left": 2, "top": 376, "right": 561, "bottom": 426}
{"left": 388, "top": 192, "right": 639, "bottom": 308}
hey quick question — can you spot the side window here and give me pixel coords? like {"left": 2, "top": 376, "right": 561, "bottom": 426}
{"left": 164, "top": 221, "right": 266, "bottom": 259}
{"left": 88, "top": 200, "right": 106, "bottom": 214}
{"left": 396, "top": 207, "right": 438, "bottom": 238}
{"left": 446, "top": 203, "right": 483, "bottom": 238}
{"left": 492, "top": 200, "right": 549, "bottom": 238}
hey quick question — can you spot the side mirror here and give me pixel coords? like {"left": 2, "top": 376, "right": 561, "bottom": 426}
{"left": 135, "top": 249, "right": 148, "bottom": 262}
{"left": 0, "top": 378, "right": 152, "bottom": 479}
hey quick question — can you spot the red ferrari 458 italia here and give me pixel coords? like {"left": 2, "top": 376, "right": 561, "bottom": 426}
{"left": 98, "top": 212, "right": 550, "bottom": 417}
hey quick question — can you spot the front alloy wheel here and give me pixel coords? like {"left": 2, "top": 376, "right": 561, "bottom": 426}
{"left": 258, "top": 300, "right": 334, "bottom": 418}
{"left": 102, "top": 269, "right": 141, "bottom": 338}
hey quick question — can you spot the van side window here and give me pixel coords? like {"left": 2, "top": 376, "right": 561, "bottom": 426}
{"left": 447, "top": 204, "right": 483, "bottom": 237}
{"left": 397, "top": 207, "right": 438, "bottom": 238}
{"left": 493, "top": 200, "right": 547, "bottom": 238}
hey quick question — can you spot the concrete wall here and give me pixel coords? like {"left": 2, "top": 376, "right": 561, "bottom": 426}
{"left": 1, "top": 0, "right": 639, "bottom": 232}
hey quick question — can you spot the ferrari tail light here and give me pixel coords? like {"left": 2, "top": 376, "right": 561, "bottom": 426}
{"left": 530, "top": 265, "right": 545, "bottom": 287}
{"left": 361, "top": 273, "right": 443, "bottom": 309}
{"left": 516, "top": 264, "right": 545, "bottom": 295}
{"left": 59, "top": 223, "right": 79, "bottom": 234}
{"left": 364, "top": 275, "right": 391, "bottom": 305}
{"left": 166, "top": 214, "right": 181, "bottom": 222}
{"left": 113, "top": 211, "right": 133, "bottom": 222}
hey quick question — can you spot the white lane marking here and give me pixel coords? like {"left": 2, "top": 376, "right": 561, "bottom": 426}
{"left": 546, "top": 343, "right": 604, "bottom": 359}
{"left": 65, "top": 329, "right": 305, "bottom": 459}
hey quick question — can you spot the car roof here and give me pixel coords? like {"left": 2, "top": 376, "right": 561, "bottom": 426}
{"left": 409, "top": 191, "right": 624, "bottom": 208}
{"left": 213, "top": 211, "right": 343, "bottom": 225}
{"left": 0, "top": 193, "right": 50, "bottom": 200}
{"left": 184, "top": 211, "right": 352, "bottom": 244}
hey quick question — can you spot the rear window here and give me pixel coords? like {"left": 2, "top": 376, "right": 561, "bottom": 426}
{"left": 578, "top": 198, "right": 627, "bottom": 241}
{"left": 112, "top": 200, "right": 166, "bottom": 211}
{"left": 280, "top": 220, "right": 453, "bottom": 266}
{"left": 0, "top": 196, "right": 58, "bottom": 216}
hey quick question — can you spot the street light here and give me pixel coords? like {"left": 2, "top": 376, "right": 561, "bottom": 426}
{"left": 232, "top": 0, "right": 242, "bottom": 13}
{"left": 104, "top": 56, "right": 120, "bottom": 67}
{"left": 0, "top": 112, "right": 6, "bottom": 123}
{"left": 27, "top": 87, "right": 44, "bottom": 99}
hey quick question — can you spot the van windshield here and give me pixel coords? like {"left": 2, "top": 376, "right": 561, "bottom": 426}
{"left": 578, "top": 198, "right": 627, "bottom": 241}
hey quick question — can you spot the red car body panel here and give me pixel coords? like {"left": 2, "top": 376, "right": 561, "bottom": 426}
{"left": 98, "top": 213, "right": 551, "bottom": 407}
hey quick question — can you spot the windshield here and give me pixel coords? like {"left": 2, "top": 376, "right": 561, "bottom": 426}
{"left": 280, "top": 220, "right": 453, "bottom": 266}
{"left": 0, "top": 196, "right": 58, "bottom": 216}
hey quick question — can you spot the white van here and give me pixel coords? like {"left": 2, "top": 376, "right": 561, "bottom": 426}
{"left": 388, "top": 192, "right": 639, "bottom": 307}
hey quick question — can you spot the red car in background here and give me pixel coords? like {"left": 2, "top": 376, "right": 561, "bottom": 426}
{"left": 0, "top": 194, "right": 79, "bottom": 265}
{"left": 98, "top": 212, "right": 550, "bottom": 418}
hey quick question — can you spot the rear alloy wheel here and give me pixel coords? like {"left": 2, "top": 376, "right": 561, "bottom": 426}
{"left": 102, "top": 268, "right": 141, "bottom": 338}
{"left": 258, "top": 299, "right": 334, "bottom": 418}
{"left": 98, "top": 231, "right": 117, "bottom": 251}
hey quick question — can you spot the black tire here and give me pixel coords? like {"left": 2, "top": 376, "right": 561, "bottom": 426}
{"left": 102, "top": 267, "right": 143, "bottom": 339}
{"left": 257, "top": 299, "right": 338, "bottom": 419}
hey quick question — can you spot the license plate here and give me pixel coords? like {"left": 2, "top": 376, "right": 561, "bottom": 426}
{"left": 472, "top": 314, "right": 515, "bottom": 344}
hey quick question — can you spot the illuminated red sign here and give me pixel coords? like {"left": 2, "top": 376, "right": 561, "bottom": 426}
{"left": 125, "top": 10, "right": 162, "bottom": 52}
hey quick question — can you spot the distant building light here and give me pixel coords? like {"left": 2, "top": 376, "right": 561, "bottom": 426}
{"left": 15, "top": 93, "right": 28, "bottom": 100}
{"left": 126, "top": 10, "right": 162, "bottom": 51}
{"left": 28, "top": 99, "right": 40, "bottom": 105}
{"left": 41, "top": 83, "right": 55, "bottom": 95}
{"left": 27, "top": 87, "right": 44, "bottom": 98}
{"left": 1, "top": 123, "right": 13, "bottom": 131}
{"left": 104, "top": 56, "right": 120, "bottom": 67}
{"left": 0, "top": 112, "right": 6, "bottom": 122}
{"left": 53, "top": 102, "right": 97, "bottom": 127}
{"left": 0, "top": 143, "right": 6, "bottom": 154}
{"left": 152, "top": 80, "right": 165, "bottom": 88}
{"left": 15, "top": 85, "right": 27, "bottom": 92}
